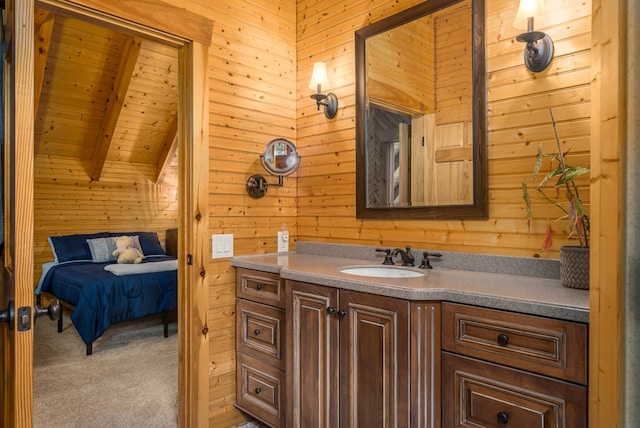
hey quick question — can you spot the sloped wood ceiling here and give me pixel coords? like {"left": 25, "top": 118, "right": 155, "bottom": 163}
{"left": 34, "top": 8, "right": 179, "bottom": 182}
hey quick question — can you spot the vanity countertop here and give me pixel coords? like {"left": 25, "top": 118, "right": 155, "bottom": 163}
{"left": 231, "top": 252, "right": 589, "bottom": 323}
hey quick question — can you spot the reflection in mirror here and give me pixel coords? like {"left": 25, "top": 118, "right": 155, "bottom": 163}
{"left": 355, "top": 0, "right": 487, "bottom": 219}
{"left": 261, "top": 138, "right": 301, "bottom": 176}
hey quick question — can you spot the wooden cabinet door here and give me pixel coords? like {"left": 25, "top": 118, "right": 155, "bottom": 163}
{"left": 287, "top": 281, "right": 339, "bottom": 428}
{"left": 339, "top": 290, "right": 410, "bottom": 428}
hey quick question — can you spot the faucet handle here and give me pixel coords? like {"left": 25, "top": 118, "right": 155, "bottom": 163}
{"left": 375, "top": 248, "right": 395, "bottom": 265}
{"left": 419, "top": 251, "right": 442, "bottom": 269}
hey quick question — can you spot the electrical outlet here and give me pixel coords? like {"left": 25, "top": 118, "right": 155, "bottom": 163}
{"left": 277, "top": 230, "right": 289, "bottom": 253}
{"left": 212, "top": 234, "right": 233, "bottom": 259}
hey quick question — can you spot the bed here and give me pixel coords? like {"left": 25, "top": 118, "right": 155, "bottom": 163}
{"left": 35, "top": 231, "right": 178, "bottom": 355}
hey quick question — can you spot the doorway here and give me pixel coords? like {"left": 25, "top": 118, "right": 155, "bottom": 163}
{"left": 1, "top": 0, "right": 211, "bottom": 425}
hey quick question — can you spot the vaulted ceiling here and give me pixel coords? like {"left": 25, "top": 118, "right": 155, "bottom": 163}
{"left": 34, "top": 8, "right": 179, "bottom": 182}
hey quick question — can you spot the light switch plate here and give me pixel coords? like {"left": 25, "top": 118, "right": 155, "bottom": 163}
{"left": 212, "top": 234, "right": 233, "bottom": 259}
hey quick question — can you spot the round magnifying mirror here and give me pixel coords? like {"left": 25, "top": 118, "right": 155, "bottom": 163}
{"left": 260, "top": 138, "right": 300, "bottom": 177}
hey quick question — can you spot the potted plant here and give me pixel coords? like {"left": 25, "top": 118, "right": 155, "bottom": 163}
{"left": 522, "top": 109, "right": 590, "bottom": 289}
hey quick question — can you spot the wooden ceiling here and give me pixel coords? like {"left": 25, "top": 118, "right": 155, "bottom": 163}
{"left": 34, "top": 8, "right": 179, "bottom": 182}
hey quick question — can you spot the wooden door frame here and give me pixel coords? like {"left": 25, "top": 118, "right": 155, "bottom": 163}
{"left": 2, "top": 0, "right": 212, "bottom": 426}
{"left": 1, "top": 1, "right": 37, "bottom": 425}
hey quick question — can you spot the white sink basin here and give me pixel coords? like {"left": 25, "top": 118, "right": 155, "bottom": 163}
{"left": 339, "top": 266, "right": 424, "bottom": 278}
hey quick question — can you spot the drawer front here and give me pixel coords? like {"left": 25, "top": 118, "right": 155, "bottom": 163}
{"left": 237, "top": 299, "right": 285, "bottom": 369}
{"left": 237, "top": 268, "right": 284, "bottom": 308}
{"left": 442, "top": 302, "right": 587, "bottom": 384}
{"left": 442, "top": 352, "right": 587, "bottom": 428}
{"left": 236, "top": 353, "right": 285, "bottom": 428}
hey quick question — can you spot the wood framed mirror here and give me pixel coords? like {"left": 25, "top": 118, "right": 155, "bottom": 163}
{"left": 355, "top": 0, "right": 487, "bottom": 219}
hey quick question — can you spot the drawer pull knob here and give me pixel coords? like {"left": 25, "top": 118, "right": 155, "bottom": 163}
{"left": 255, "top": 387, "right": 262, "bottom": 394}
{"left": 254, "top": 329, "right": 261, "bottom": 336}
{"left": 497, "top": 411, "right": 509, "bottom": 423}
{"left": 497, "top": 333, "right": 509, "bottom": 346}
{"left": 327, "top": 306, "right": 336, "bottom": 315}
{"left": 338, "top": 309, "right": 347, "bottom": 319}
{"left": 256, "top": 283, "right": 264, "bottom": 290}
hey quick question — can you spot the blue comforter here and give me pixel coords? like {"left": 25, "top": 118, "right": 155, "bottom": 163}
{"left": 38, "top": 256, "right": 177, "bottom": 346}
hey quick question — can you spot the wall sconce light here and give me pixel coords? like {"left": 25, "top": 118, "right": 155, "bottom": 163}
{"left": 308, "top": 62, "right": 338, "bottom": 119}
{"left": 514, "top": 0, "right": 554, "bottom": 72}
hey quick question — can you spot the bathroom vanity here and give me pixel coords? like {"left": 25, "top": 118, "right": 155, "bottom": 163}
{"left": 232, "top": 244, "right": 588, "bottom": 428}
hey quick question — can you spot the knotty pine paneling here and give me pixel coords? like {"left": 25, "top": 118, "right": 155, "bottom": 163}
{"left": 296, "top": 0, "right": 591, "bottom": 259}
{"left": 206, "top": 0, "right": 297, "bottom": 425}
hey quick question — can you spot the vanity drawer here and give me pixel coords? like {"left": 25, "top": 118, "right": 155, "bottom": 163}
{"left": 442, "top": 302, "right": 587, "bottom": 384}
{"left": 442, "top": 352, "right": 587, "bottom": 428}
{"left": 236, "top": 353, "right": 285, "bottom": 428}
{"left": 237, "top": 268, "right": 284, "bottom": 309}
{"left": 237, "top": 299, "right": 285, "bottom": 369}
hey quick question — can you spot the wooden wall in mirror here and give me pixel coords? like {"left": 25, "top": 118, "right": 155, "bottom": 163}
{"left": 355, "top": 0, "right": 487, "bottom": 219}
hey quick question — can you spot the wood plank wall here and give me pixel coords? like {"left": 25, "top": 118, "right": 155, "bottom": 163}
{"left": 296, "top": 0, "right": 592, "bottom": 259}
{"left": 206, "top": 1, "right": 297, "bottom": 426}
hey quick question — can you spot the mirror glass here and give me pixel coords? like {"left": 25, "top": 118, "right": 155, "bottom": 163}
{"left": 261, "top": 138, "right": 301, "bottom": 176}
{"left": 355, "top": 0, "right": 487, "bottom": 219}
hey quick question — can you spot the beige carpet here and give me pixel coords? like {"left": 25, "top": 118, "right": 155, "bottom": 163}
{"left": 33, "top": 310, "right": 178, "bottom": 427}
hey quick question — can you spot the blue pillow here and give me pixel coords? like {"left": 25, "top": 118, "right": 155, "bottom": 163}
{"left": 48, "top": 232, "right": 110, "bottom": 262}
{"left": 109, "top": 231, "right": 166, "bottom": 256}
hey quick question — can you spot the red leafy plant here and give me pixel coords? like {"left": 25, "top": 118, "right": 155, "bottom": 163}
{"left": 522, "top": 109, "right": 590, "bottom": 251}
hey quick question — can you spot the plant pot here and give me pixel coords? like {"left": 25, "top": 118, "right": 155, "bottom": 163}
{"left": 559, "top": 245, "right": 590, "bottom": 290}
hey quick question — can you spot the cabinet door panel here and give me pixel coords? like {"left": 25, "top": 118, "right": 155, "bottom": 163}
{"left": 236, "top": 353, "right": 285, "bottom": 427}
{"left": 442, "top": 352, "right": 587, "bottom": 428}
{"left": 340, "top": 290, "right": 410, "bottom": 427}
{"left": 287, "top": 281, "right": 340, "bottom": 428}
{"left": 237, "top": 268, "right": 285, "bottom": 308}
{"left": 236, "top": 299, "right": 285, "bottom": 368}
{"left": 442, "top": 302, "right": 587, "bottom": 384}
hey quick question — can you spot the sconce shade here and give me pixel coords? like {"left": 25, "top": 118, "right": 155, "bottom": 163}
{"left": 514, "top": 0, "right": 547, "bottom": 30}
{"left": 308, "top": 62, "right": 329, "bottom": 90}
{"left": 308, "top": 61, "right": 338, "bottom": 119}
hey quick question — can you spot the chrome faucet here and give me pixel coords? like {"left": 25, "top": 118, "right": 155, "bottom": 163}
{"left": 393, "top": 246, "right": 415, "bottom": 266}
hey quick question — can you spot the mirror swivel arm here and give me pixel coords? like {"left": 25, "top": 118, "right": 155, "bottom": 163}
{"left": 246, "top": 174, "right": 284, "bottom": 199}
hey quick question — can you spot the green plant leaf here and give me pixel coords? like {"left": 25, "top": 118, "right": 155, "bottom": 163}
{"left": 522, "top": 179, "right": 532, "bottom": 220}
{"left": 538, "top": 166, "right": 563, "bottom": 189}
{"left": 555, "top": 166, "right": 590, "bottom": 187}
{"left": 532, "top": 145, "right": 544, "bottom": 180}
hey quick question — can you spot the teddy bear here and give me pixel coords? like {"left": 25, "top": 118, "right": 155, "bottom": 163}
{"left": 112, "top": 235, "right": 144, "bottom": 264}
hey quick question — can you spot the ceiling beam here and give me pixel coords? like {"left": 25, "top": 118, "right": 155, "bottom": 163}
{"left": 90, "top": 36, "right": 141, "bottom": 181}
{"left": 155, "top": 115, "right": 178, "bottom": 183}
